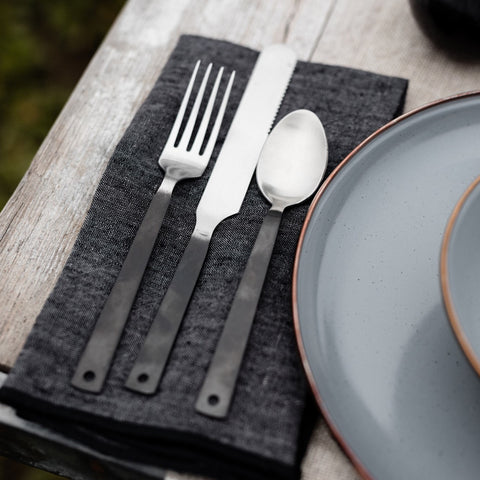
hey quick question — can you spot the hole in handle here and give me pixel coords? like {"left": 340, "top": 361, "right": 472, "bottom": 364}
{"left": 137, "top": 373, "right": 149, "bottom": 384}
{"left": 208, "top": 394, "right": 220, "bottom": 406}
{"left": 83, "top": 370, "right": 96, "bottom": 382}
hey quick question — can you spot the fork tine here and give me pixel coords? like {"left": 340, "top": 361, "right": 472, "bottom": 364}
{"left": 191, "top": 66, "right": 224, "bottom": 154}
{"left": 201, "top": 70, "right": 235, "bottom": 159}
{"left": 177, "top": 63, "right": 212, "bottom": 150}
{"left": 165, "top": 60, "right": 200, "bottom": 147}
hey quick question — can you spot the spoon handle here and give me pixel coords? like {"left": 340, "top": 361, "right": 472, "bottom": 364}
{"left": 71, "top": 176, "right": 176, "bottom": 393}
{"left": 195, "top": 207, "right": 282, "bottom": 418}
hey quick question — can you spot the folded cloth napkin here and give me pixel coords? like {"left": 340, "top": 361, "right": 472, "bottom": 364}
{"left": 0, "top": 35, "right": 407, "bottom": 480}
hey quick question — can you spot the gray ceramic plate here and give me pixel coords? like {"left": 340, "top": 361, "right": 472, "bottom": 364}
{"left": 442, "top": 175, "right": 480, "bottom": 378}
{"left": 294, "top": 92, "right": 480, "bottom": 480}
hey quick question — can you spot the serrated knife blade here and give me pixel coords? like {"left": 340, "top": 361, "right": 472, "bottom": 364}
{"left": 124, "top": 44, "right": 297, "bottom": 395}
{"left": 196, "top": 44, "right": 297, "bottom": 232}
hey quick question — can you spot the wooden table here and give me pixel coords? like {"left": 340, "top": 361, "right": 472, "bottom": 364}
{"left": 0, "top": 0, "right": 478, "bottom": 478}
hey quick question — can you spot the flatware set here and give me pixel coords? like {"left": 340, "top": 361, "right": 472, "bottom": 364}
{"left": 125, "top": 44, "right": 296, "bottom": 395}
{"left": 72, "top": 45, "right": 327, "bottom": 415}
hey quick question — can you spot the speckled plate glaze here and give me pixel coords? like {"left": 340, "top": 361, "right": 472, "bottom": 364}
{"left": 294, "top": 92, "right": 480, "bottom": 480}
{"left": 442, "top": 175, "right": 480, "bottom": 378}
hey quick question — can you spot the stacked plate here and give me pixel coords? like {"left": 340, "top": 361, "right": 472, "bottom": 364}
{"left": 442, "top": 176, "right": 480, "bottom": 378}
{"left": 293, "top": 92, "right": 480, "bottom": 480}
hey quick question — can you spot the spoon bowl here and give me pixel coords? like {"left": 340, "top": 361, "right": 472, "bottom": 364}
{"left": 256, "top": 109, "right": 328, "bottom": 210}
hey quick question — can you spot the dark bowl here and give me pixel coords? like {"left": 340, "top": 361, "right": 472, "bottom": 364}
{"left": 409, "top": 0, "right": 480, "bottom": 57}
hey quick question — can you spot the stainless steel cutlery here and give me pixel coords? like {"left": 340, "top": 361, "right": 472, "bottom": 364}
{"left": 125, "top": 45, "right": 297, "bottom": 395}
{"left": 72, "top": 61, "right": 235, "bottom": 393}
{"left": 73, "top": 46, "right": 310, "bottom": 408}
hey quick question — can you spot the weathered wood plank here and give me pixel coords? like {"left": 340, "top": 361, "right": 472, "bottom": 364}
{"left": 312, "top": 0, "right": 480, "bottom": 111}
{"left": 0, "top": 0, "right": 333, "bottom": 370}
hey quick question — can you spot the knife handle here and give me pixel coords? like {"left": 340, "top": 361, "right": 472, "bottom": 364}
{"left": 195, "top": 208, "right": 282, "bottom": 418}
{"left": 71, "top": 176, "right": 176, "bottom": 393}
{"left": 125, "top": 228, "right": 212, "bottom": 394}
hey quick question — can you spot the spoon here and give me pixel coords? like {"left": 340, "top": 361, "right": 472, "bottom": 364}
{"left": 195, "top": 109, "right": 328, "bottom": 418}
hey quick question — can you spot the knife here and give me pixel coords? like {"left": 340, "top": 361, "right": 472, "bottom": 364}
{"left": 125, "top": 44, "right": 297, "bottom": 394}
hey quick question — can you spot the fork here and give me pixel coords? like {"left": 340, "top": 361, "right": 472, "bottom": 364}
{"left": 71, "top": 61, "right": 235, "bottom": 393}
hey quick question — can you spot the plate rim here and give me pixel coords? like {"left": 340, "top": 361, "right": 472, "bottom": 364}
{"left": 441, "top": 174, "right": 480, "bottom": 378}
{"left": 292, "top": 89, "right": 480, "bottom": 480}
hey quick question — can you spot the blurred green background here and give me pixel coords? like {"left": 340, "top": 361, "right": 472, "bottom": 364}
{"left": 0, "top": 0, "right": 124, "bottom": 477}
{"left": 0, "top": 0, "right": 125, "bottom": 209}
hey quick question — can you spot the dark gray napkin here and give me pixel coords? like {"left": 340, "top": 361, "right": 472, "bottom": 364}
{"left": 0, "top": 35, "right": 407, "bottom": 480}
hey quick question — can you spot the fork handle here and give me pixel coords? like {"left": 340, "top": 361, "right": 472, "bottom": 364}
{"left": 125, "top": 227, "right": 211, "bottom": 394}
{"left": 71, "top": 176, "right": 176, "bottom": 393}
{"left": 195, "top": 208, "right": 282, "bottom": 418}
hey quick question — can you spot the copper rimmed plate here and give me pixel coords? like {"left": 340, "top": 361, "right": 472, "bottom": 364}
{"left": 442, "top": 175, "right": 480, "bottom": 377}
{"left": 294, "top": 92, "right": 480, "bottom": 480}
